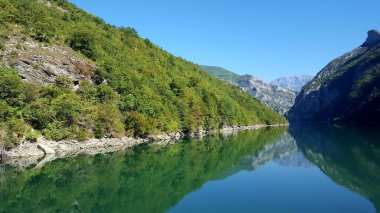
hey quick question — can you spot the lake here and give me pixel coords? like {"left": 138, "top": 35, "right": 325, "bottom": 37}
{"left": 0, "top": 125, "right": 379, "bottom": 213}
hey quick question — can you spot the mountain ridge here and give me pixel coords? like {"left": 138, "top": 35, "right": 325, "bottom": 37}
{"left": 270, "top": 75, "right": 313, "bottom": 91}
{"left": 288, "top": 30, "right": 380, "bottom": 124}
{"left": 200, "top": 65, "right": 313, "bottom": 114}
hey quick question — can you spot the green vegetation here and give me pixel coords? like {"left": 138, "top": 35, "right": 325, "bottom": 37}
{"left": 0, "top": 67, "right": 124, "bottom": 144}
{"left": 200, "top": 65, "right": 244, "bottom": 83}
{"left": 0, "top": 128, "right": 285, "bottom": 213}
{"left": 0, "top": 0, "right": 285, "bottom": 146}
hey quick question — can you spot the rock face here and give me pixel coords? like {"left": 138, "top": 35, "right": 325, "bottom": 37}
{"left": 0, "top": 34, "right": 96, "bottom": 85}
{"left": 362, "top": 29, "right": 380, "bottom": 47}
{"left": 288, "top": 30, "right": 380, "bottom": 124}
{"left": 201, "top": 66, "right": 297, "bottom": 114}
{"left": 270, "top": 75, "right": 313, "bottom": 91}
{"left": 238, "top": 76, "right": 296, "bottom": 115}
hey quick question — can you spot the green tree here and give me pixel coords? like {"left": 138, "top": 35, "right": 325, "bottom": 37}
{"left": 23, "top": 99, "right": 53, "bottom": 130}
{"left": 68, "top": 29, "right": 97, "bottom": 60}
{"left": 125, "top": 112, "right": 151, "bottom": 137}
{"left": 51, "top": 93, "right": 81, "bottom": 125}
{"left": 0, "top": 68, "right": 25, "bottom": 107}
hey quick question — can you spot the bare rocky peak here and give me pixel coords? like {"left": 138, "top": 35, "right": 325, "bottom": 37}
{"left": 271, "top": 75, "right": 313, "bottom": 91}
{"left": 362, "top": 29, "right": 380, "bottom": 47}
{"left": 237, "top": 75, "right": 296, "bottom": 115}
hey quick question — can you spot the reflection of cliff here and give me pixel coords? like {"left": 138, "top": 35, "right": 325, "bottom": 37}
{"left": 274, "top": 152, "right": 314, "bottom": 168}
{"left": 243, "top": 132, "right": 313, "bottom": 169}
{"left": 247, "top": 132, "right": 299, "bottom": 169}
{"left": 216, "top": 132, "right": 313, "bottom": 180}
{"left": 291, "top": 125, "right": 380, "bottom": 211}
{"left": 0, "top": 128, "right": 286, "bottom": 213}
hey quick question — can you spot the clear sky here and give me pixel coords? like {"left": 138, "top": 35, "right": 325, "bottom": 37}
{"left": 68, "top": 0, "right": 380, "bottom": 82}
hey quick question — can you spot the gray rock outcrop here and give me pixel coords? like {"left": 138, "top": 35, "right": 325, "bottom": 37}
{"left": 362, "top": 29, "right": 380, "bottom": 47}
{"left": 0, "top": 35, "right": 96, "bottom": 85}
{"left": 238, "top": 76, "right": 297, "bottom": 115}
{"left": 270, "top": 75, "right": 313, "bottom": 92}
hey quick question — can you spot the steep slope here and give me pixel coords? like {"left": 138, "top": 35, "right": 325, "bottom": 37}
{"left": 0, "top": 0, "right": 286, "bottom": 146}
{"left": 270, "top": 75, "right": 313, "bottom": 91}
{"left": 238, "top": 76, "right": 297, "bottom": 115}
{"left": 288, "top": 30, "right": 380, "bottom": 124}
{"left": 201, "top": 66, "right": 296, "bottom": 114}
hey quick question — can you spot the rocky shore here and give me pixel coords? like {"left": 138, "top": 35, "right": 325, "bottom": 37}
{"left": 1, "top": 124, "right": 288, "bottom": 168}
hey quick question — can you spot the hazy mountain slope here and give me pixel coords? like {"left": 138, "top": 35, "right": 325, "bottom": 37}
{"left": 238, "top": 76, "right": 297, "bottom": 115}
{"left": 0, "top": 0, "right": 286, "bottom": 145}
{"left": 199, "top": 65, "right": 242, "bottom": 84}
{"left": 201, "top": 66, "right": 296, "bottom": 114}
{"left": 288, "top": 30, "right": 380, "bottom": 124}
{"left": 271, "top": 75, "right": 313, "bottom": 91}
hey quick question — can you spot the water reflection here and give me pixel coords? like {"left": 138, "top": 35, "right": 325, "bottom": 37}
{"left": 0, "top": 128, "right": 285, "bottom": 213}
{"left": 0, "top": 125, "right": 379, "bottom": 212}
{"left": 290, "top": 125, "right": 380, "bottom": 211}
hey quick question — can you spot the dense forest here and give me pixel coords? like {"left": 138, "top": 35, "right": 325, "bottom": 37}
{"left": 0, "top": 0, "right": 286, "bottom": 146}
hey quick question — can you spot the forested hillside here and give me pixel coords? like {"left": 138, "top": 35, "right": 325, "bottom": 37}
{"left": 0, "top": 0, "right": 286, "bottom": 146}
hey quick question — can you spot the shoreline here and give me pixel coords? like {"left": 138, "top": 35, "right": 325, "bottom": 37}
{"left": 1, "top": 124, "right": 289, "bottom": 168}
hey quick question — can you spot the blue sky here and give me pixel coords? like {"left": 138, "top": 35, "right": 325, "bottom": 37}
{"left": 69, "top": 0, "right": 380, "bottom": 82}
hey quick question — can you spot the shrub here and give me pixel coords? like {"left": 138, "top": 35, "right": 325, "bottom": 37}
{"left": 67, "top": 30, "right": 97, "bottom": 60}
{"left": 96, "top": 84, "right": 119, "bottom": 104}
{"left": 23, "top": 99, "right": 53, "bottom": 129}
{"left": 94, "top": 104, "right": 124, "bottom": 138}
{"left": 51, "top": 93, "right": 81, "bottom": 125}
{"left": 55, "top": 76, "right": 74, "bottom": 89}
{"left": 125, "top": 112, "right": 151, "bottom": 137}
{"left": 25, "top": 129, "right": 41, "bottom": 142}
{"left": 0, "top": 68, "right": 25, "bottom": 107}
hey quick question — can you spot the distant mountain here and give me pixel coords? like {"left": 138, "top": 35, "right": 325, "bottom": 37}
{"left": 199, "top": 66, "right": 242, "bottom": 84}
{"left": 271, "top": 75, "right": 313, "bottom": 91}
{"left": 288, "top": 30, "right": 380, "bottom": 124}
{"left": 201, "top": 66, "right": 297, "bottom": 115}
{"left": 238, "top": 76, "right": 297, "bottom": 115}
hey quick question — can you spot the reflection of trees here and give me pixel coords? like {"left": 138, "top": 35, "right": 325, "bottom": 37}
{"left": 291, "top": 125, "right": 380, "bottom": 211}
{"left": 0, "top": 125, "right": 6, "bottom": 162}
{"left": 0, "top": 127, "right": 286, "bottom": 213}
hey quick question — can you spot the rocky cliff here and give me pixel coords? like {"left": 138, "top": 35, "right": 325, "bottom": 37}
{"left": 238, "top": 76, "right": 297, "bottom": 115}
{"left": 0, "top": 30, "right": 96, "bottom": 85}
{"left": 201, "top": 66, "right": 297, "bottom": 114}
{"left": 288, "top": 30, "right": 380, "bottom": 124}
{"left": 270, "top": 75, "right": 313, "bottom": 91}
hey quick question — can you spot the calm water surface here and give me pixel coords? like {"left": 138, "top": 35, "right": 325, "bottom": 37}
{"left": 0, "top": 125, "right": 379, "bottom": 213}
